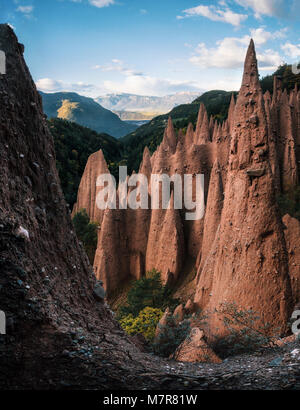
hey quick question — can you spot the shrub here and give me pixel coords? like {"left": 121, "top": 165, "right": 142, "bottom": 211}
{"left": 277, "top": 185, "right": 300, "bottom": 221}
{"left": 152, "top": 315, "right": 191, "bottom": 358}
{"left": 210, "top": 302, "right": 279, "bottom": 358}
{"left": 72, "top": 209, "right": 98, "bottom": 264}
{"left": 117, "top": 269, "right": 179, "bottom": 319}
{"left": 119, "top": 307, "right": 163, "bottom": 341}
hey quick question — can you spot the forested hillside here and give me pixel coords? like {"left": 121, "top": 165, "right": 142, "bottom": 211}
{"left": 49, "top": 118, "right": 122, "bottom": 206}
{"left": 41, "top": 91, "right": 137, "bottom": 138}
{"left": 49, "top": 65, "right": 300, "bottom": 203}
{"left": 121, "top": 90, "right": 237, "bottom": 172}
{"left": 260, "top": 64, "right": 300, "bottom": 93}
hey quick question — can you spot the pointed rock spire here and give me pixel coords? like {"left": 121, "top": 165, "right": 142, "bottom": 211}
{"left": 209, "top": 115, "right": 214, "bottom": 138}
{"left": 222, "top": 119, "right": 229, "bottom": 137}
{"left": 194, "top": 103, "right": 205, "bottom": 143}
{"left": 279, "top": 90, "right": 298, "bottom": 190}
{"left": 289, "top": 84, "right": 300, "bottom": 153}
{"left": 198, "top": 108, "right": 210, "bottom": 144}
{"left": 228, "top": 93, "right": 236, "bottom": 132}
{"left": 194, "top": 40, "right": 292, "bottom": 337}
{"left": 212, "top": 121, "right": 219, "bottom": 142}
{"left": 146, "top": 190, "right": 185, "bottom": 284}
{"left": 264, "top": 91, "right": 281, "bottom": 191}
{"left": 162, "top": 116, "right": 177, "bottom": 154}
{"left": 139, "top": 146, "right": 152, "bottom": 181}
{"left": 175, "top": 129, "right": 186, "bottom": 154}
{"left": 94, "top": 207, "right": 128, "bottom": 294}
{"left": 264, "top": 90, "right": 271, "bottom": 104}
{"left": 283, "top": 137, "right": 299, "bottom": 189}
{"left": 213, "top": 123, "right": 222, "bottom": 143}
{"left": 199, "top": 160, "right": 223, "bottom": 271}
{"left": 72, "top": 149, "right": 109, "bottom": 224}
{"left": 272, "top": 75, "right": 282, "bottom": 106}
{"left": 241, "top": 39, "right": 261, "bottom": 90}
{"left": 185, "top": 123, "right": 194, "bottom": 147}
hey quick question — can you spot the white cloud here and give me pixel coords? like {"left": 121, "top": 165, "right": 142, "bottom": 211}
{"left": 103, "top": 75, "right": 203, "bottom": 96}
{"left": 36, "top": 78, "right": 62, "bottom": 92}
{"left": 257, "top": 48, "right": 284, "bottom": 70}
{"left": 36, "top": 75, "right": 203, "bottom": 98}
{"left": 281, "top": 42, "right": 300, "bottom": 58}
{"left": 16, "top": 5, "right": 34, "bottom": 14}
{"left": 250, "top": 27, "right": 287, "bottom": 45}
{"left": 190, "top": 33, "right": 283, "bottom": 71}
{"left": 36, "top": 78, "right": 96, "bottom": 94}
{"left": 234, "top": 0, "right": 298, "bottom": 19}
{"left": 202, "top": 77, "right": 242, "bottom": 92}
{"left": 68, "top": 0, "right": 115, "bottom": 7}
{"left": 88, "top": 0, "right": 115, "bottom": 8}
{"left": 91, "top": 59, "right": 144, "bottom": 76}
{"left": 177, "top": 4, "right": 248, "bottom": 27}
{"left": 90, "top": 59, "right": 203, "bottom": 95}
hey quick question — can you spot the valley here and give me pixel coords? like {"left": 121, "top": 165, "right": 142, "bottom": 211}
{"left": 0, "top": 18, "right": 300, "bottom": 392}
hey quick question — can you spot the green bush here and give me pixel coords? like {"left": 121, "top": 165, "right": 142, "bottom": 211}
{"left": 119, "top": 307, "right": 163, "bottom": 341}
{"left": 117, "top": 269, "right": 179, "bottom": 319}
{"left": 277, "top": 185, "right": 300, "bottom": 221}
{"left": 72, "top": 209, "right": 98, "bottom": 264}
{"left": 152, "top": 315, "right": 191, "bottom": 358}
{"left": 211, "top": 302, "right": 279, "bottom": 358}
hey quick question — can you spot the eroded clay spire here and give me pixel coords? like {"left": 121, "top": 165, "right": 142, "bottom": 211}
{"left": 194, "top": 103, "right": 205, "bottom": 143}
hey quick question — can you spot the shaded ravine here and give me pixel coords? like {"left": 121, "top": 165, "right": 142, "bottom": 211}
{"left": 0, "top": 25, "right": 299, "bottom": 391}
{"left": 0, "top": 23, "right": 155, "bottom": 390}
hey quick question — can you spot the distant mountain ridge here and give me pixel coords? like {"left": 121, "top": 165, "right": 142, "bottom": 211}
{"left": 40, "top": 91, "right": 137, "bottom": 138}
{"left": 95, "top": 92, "right": 201, "bottom": 120}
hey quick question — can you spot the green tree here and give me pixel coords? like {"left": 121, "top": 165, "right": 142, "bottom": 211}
{"left": 72, "top": 209, "right": 98, "bottom": 264}
{"left": 153, "top": 315, "right": 191, "bottom": 357}
{"left": 261, "top": 64, "right": 300, "bottom": 94}
{"left": 211, "top": 302, "right": 279, "bottom": 358}
{"left": 117, "top": 269, "right": 179, "bottom": 318}
{"left": 277, "top": 185, "right": 300, "bottom": 221}
{"left": 48, "top": 118, "right": 122, "bottom": 206}
{"left": 119, "top": 307, "right": 164, "bottom": 341}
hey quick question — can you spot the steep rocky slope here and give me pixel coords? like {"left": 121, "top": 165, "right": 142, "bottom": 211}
{"left": 0, "top": 24, "right": 157, "bottom": 390}
{"left": 1, "top": 25, "right": 300, "bottom": 391}
{"left": 75, "top": 41, "right": 300, "bottom": 338}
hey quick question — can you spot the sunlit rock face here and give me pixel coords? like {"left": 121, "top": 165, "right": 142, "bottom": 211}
{"left": 74, "top": 40, "right": 299, "bottom": 338}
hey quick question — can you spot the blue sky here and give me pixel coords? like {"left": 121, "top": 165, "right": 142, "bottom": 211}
{"left": 1, "top": 0, "right": 300, "bottom": 96}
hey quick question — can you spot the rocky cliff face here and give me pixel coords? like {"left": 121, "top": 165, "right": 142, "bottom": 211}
{"left": 74, "top": 40, "right": 300, "bottom": 337}
{"left": 0, "top": 24, "right": 157, "bottom": 389}
{"left": 72, "top": 149, "right": 108, "bottom": 224}
{"left": 194, "top": 41, "right": 292, "bottom": 336}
